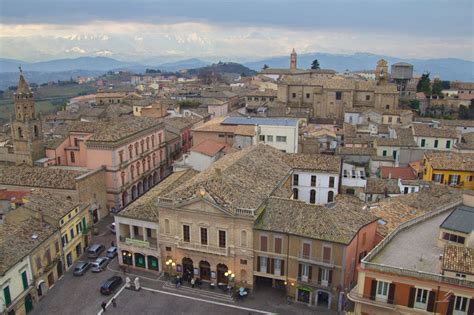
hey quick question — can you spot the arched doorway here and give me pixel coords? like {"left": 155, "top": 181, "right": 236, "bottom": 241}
{"left": 147, "top": 255, "right": 159, "bottom": 271}
{"left": 216, "top": 263, "right": 228, "bottom": 284}
{"left": 144, "top": 179, "right": 149, "bottom": 192}
{"left": 328, "top": 191, "right": 334, "bottom": 203}
{"left": 199, "top": 261, "right": 211, "bottom": 280}
{"left": 182, "top": 258, "right": 194, "bottom": 280}
{"left": 160, "top": 167, "right": 164, "bottom": 179}
{"left": 148, "top": 176, "right": 153, "bottom": 189}
{"left": 153, "top": 172, "right": 158, "bottom": 185}
{"left": 131, "top": 185, "right": 137, "bottom": 200}
{"left": 25, "top": 293, "right": 33, "bottom": 313}
{"left": 135, "top": 253, "right": 146, "bottom": 268}
{"left": 37, "top": 280, "right": 46, "bottom": 297}
{"left": 316, "top": 290, "right": 331, "bottom": 309}
{"left": 122, "top": 250, "right": 133, "bottom": 265}
{"left": 138, "top": 182, "right": 143, "bottom": 196}
{"left": 122, "top": 191, "right": 128, "bottom": 207}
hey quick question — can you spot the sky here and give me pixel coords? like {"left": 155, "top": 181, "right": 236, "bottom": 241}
{"left": 0, "top": 0, "right": 473, "bottom": 63}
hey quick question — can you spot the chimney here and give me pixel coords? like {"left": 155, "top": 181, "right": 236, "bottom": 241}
{"left": 388, "top": 172, "right": 392, "bottom": 179}
{"left": 215, "top": 168, "right": 222, "bottom": 177}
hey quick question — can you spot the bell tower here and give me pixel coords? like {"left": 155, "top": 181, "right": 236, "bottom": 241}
{"left": 11, "top": 68, "right": 44, "bottom": 165}
{"left": 290, "top": 48, "right": 297, "bottom": 70}
{"left": 375, "top": 59, "right": 389, "bottom": 85}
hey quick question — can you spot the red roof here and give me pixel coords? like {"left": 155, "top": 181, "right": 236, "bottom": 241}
{"left": 191, "top": 140, "right": 228, "bottom": 157}
{"left": 380, "top": 166, "right": 417, "bottom": 180}
{"left": 0, "top": 190, "right": 29, "bottom": 201}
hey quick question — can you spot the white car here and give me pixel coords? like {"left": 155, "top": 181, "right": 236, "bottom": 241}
{"left": 91, "top": 257, "right": 110, "bottom": 273}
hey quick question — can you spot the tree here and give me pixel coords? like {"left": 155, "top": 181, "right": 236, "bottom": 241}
{"left": 409, "top": 99, "right": 420, "bottom": 110}
{"left": 311, "top": 59, "right": 320, "bottom": 70}
{"left": 262, "top": 64, "right": 269, "bottom": 70}
{"left": 417, "top": 72, "right": 431, "bottom": 96}
{"left": 458, "top": 100, "right": 474, "bottom": 120}
{"left": 432, "top": 78, "right": 443, "bottom": 98}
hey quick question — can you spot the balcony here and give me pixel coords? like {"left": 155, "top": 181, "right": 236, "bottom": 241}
{"left": 297, "top": 252, "right": 334, "bottom": 268}
{"left": 176, "top": 240, "right": 229, "bottom": 256}
{"left": 119, "top": 235, "right": 158, "bottom": 249}
{"left": 347, "top": 285, "right": 396, "bottom": 311}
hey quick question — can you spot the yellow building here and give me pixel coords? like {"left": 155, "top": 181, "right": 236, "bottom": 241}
{"left": 422, "top": 151, "right": 474, "bottom": 189}
{"left": 20, "top": 190, "right": 92, "bottom": 271}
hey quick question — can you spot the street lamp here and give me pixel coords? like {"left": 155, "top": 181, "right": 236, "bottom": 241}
{"left": 165, "top": 259, "right": 176, "bottom": 279}
{"left": 224, "top": 270, "right": 235, "bottom": 295}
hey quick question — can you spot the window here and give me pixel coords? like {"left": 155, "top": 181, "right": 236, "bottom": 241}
{"left": 320, "top": 268, "right": 330, "bottom": 286}
{"left": 292, "top": 93, "right": 296, "bottom": 98}
{"left": 276, "top": 136, "right": 287, "bottom": 142}
{"left": 421, "top": 139, "right": 426, "bottom": 147}
{"left": 306, "top": 93, "right": 310, "bottom": 99}
{"left": 146, "top": 228, "right": 152, "bottom": 238}
{"left": 446, "top": 140, "right": 451, "bottom": 149}
{"left": 293, "top": 174, "right": 299, "bottom": 186}
{"left": 299, "top": 263, "right": 310, "bottom": 282}
{"left": 45, "top": 249, "right": 52, "bottom": 265}
{"left": 21, "top": 270, "right": 28, "bottom": 290}
{"left": 305, "top": 188, "right": 315, "bottom": 204}
{"left": 329, "top": 176, "right": 335, "bottom": 188}
{"left": 432, "top": 173, "right": 443, "bottom": 183}
{"left": 146, "top": 137, "right": 150, "bottom": 150}
{"left": 135, "top": 142, "right": 139, "bottom": 155}
{"left": 434, "top": 140, "right": 439, "bottom": 148}
{"left": 382, "top": 150, "right": 387, "bottom": 156}
{"left": 454, "top": 295, "right": 468, "bottom": 314}
{"left": 151, "top": 135, "right": 155, "bottom": 147}
{"left": 388, "top": 117, "right": 392, "bottom": 123}
{"left": 128, "top": 145, "right": 133, "bottom": 158}
{"left": 55, "top": 241, "right": 60, "bottom": 254}
{"left": 414, "top": 288, "right": 429, "bottom": 310}
{"left": 302, "top": 242, "right": 311, "bottom": 259}
{"left": 376, "top": 281, "right": 390, "bottom": 302}
{"left": 311, "top": 175, "right": 316, "bottom": 187}
{"left": 274, "top": 258, "right": 282, "bottom": 276}
{"left": 259, "top": 256, "right": 268, "bottom": 273}
{"left": 130, "top": 165, "right": 135, "bottom": 180}
{"left": 219, "top": 230, "right": 226, "bottom": 248}
{"left": 183, "top": 225, "right": 190, "bottom": 242}
{"left": 366, "top": 95, "right": 370, "bottom": 101}
{"left": 274, "top": 237, "right": 282, "bottom": 254}
{"left": 75, "top": 243, "right": 82, "bottom": 257}
{"left": 240, "top": 259, "right": 247, "bottom": 265}
{"left": 218, "top": 134, "right": 225, "bottom": 138}
{"left": 449, "top": 174, "right": 460, "bottom": 186}
{"left": 61, "top": 234, "right": 69, "bottom": 247}
{"left": 293, "top": 188, "right": 298, "bottom": 200}
{"left": 119, "top": 150, "right": 124, "bottom": 163}
{"left": 442, "top": 232, "right": 465, "bottom": 244}
{"left": 57, "top": 156, "right": 61, "bottom": 164}
{"left": 164, "top": 219, "right": 170, "bottom": 234}
{"left": 467, "top": 176, "right": 473, "bottom": 182}
{"left": 3, "top": 286, "right": 11, "bottom": 306}
{"left": 70, "top": 228, "right": 74, "bottom": 239}
{"left": 260, "top": 235, "right": 268, "bottom": 251}
{"left": 74, "top": 138, "right": 79, "bottom": 147}
{"left": 336, "top": 91, "right": 342, "bottom": 100}
{"left": 385, "top": 105, "right": 390, "bottom": 109}
{"left": 323, "top": 246, "right": 331, "bottom": 263}
{"left": 241, "top": 230, "right": 247, "bottom": 247}
{"left": 70, "top": 151, "right": 75, "bottom": 163}
{"left": 266, "top": 135, "right": 273, "bottom": 142}
{"left": 200, "top": 227, "right": 208, "bottom": 245}
{"left": 259, "top": 135, "right": 265, "bottom": 142}
{"left": 35, "top": 256, "right": 42, "bottom": 269}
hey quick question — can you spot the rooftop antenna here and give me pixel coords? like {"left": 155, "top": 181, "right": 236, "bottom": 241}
{"left": 19, "top": 66, "right": 22, "bottom": 74}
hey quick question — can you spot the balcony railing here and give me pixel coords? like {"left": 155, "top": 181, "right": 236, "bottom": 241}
{"left": 235, "top": 208, "right": 255, "bottom": 217}
{"left": 347, "top": 285, "right": 396, "bottom": 310}
{"left": 297, "top": 252, "right": 334, "bottom": 267}
{"left": 177, "top": 240, "right": 229, "bottom": 256}
{"left": 119, "top": 235, "right": 158, "bottom": 249}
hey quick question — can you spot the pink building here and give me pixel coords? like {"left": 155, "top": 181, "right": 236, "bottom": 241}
{"left": 45, "top": 117, "right": 166, "bottom": 210}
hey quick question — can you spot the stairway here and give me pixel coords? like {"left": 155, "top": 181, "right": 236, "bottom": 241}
{"left": 162, "top": 281, "right": 235, "bottom": 303}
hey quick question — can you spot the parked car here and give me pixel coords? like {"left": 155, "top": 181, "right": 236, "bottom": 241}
{"left": 106, "top": 246, "right": 118, "bottom": 259}
{"left": 73, "top": 261, "right": 91, "bottom": 276}
{"left": 87, "top": 244, "right": 105, "bottom": 259}
{"left": 108, "top": 222, "right": 116, "bottom": 234}
{"left": 91, "top": 257, "right": 110, "bottom": 272}
{"left": 100, "top": 276, "right": 123, "bottom": 295}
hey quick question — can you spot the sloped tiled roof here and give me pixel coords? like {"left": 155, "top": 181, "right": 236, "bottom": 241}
{"left": 380, "top": 166, "right": 417, "bottom": 180}
{"left": 255, "top": 196, "right": 377, "bottom": 245}
{"left": 412, "top": 124, "right": 458, "bottom": 139}
{"left": 0, "top": 166, "right": 86, "bottom": 189}
{"left": 425, "top": 151, "right": 474, "bottom": 171}
{"left": 191, "top": 140, "right": 228, "bottom": 157}
{"left": 366, "top": 178, "right": 400, "bottom": 194}
{"left": 442, "top": 245, "right": 473, "bottom": 275}
{"left": 283, "top": 153, "right": 341, "bottom": 173}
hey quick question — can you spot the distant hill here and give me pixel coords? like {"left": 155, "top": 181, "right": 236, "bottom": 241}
{"left": 187, "top": 62, "right": 257, "bottom": 77}
{"left": 159, "top": 58, "right": 209, "bottom": 72}
{"left": 244, "top": 52, "right": 474, "bottom": 82}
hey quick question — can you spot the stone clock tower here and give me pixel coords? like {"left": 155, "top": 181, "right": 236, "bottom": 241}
{"left": 11, "top": 69, "right": 44, "bottom": 165}
{"left": 290, "top": 48, "right": 297, "bottom": 70}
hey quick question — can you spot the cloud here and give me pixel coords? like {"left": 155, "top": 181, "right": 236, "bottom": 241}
{"left": 65, "top": 46, "right": 86, "bottom": 54}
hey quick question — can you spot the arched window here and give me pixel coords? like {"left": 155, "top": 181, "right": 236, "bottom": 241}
{"left": 165, "top": 219, "right": 170, "bottom": 234}
{"left": 18, "top": 127, "right": 23, "bottom": 138}
{"left": 147, "top": 156, "right": 151, "bottom": 170}
{"left": 151, "top": 135, "right": 155, "bottom": 147}
{"left": 70, "top": 151, "right": 75, "bottom": 163}
{"left": 137, "top": 161, "right": 141, "bottom": 175}
{"left": 146, "top": 137, "right": 150, "bottom": 150}
{"left": 152, "top": 153, "right": 156, "bottom": 166}
{"left": 130, "top": 165, "right": 135, "bottom": 180}
{"left": 385, "top": 105, "right": 390, "bottom": 109}
{"left": 128, "top": 145, "right": 133, "bottom": 159}
{"left": 142, "top": 158, "right": 147, "bottom": 172}
{"left": 310, "top": 190, "right": 316, "bottom": 204}
{"left": 121, "top": 171, "right": 126, "bottom": 185}
{"left": 34, "top": 125, "right": 39, "bottom": 137}
{"left": 293, "top": 188, "right": 299, "bottom": 200}
{"left": 328, "top": 191, "right": 334, "bottom": 203}
{"left": 158, "top": 133, "right": 162, "bottom": 144}
{"left": 241, "top": 230, "right": 247, "bottom": 247}
{"left": 135, "top": 142, "right": 139, "bottom": 155}
{"left": 140, "top": 139, "right": 145, "bottom": 153}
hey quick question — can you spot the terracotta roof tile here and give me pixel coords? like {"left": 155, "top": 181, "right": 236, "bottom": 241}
{"left": 380, "top": 166, "right": 417, "bottom": 180}
{"left": 283, "top": 153, "right": 341, "bottom": 173}
{"left": 442, "top": 245, "right": 473, "bottom": 275}
{"left": 191, "top": 140, "right": 228, "bottom": 157}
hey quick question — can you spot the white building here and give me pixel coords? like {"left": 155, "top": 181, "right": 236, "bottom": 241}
{"left": 221, "top": 117, "right": 299, "bottom": 153}
{"left": 173, "top": 140, "right": 231, "bottom": 172}
{"left": 283, "top": 154, "right": 341, "bottom": 205}
{"left": 412, "top": 124, "right": 458, "bottom": 151}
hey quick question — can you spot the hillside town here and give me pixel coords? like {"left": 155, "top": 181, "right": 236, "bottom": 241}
{"left": 0, "top": 48, "right": 473, "bottom": 315}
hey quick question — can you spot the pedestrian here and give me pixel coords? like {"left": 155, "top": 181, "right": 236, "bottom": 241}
{"left": 191, "top": 277, "right": 195, "bottom": 288}
{"left": 101, "top": 301, "right": 107, "bottom": 312}
{"left": 111, "top": 240, "right": 115, "bottom": 247}
{"left": 112, "top": 298, "right": 117, "bottom": 308}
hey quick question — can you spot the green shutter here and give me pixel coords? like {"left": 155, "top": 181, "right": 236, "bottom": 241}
{"left": 21, "top": 271, "right": 28, "bottom": 290}
{"left": 3, "top": 286, "right": 11, "bottom": 306}
{"left": 82, "top": 217, "right": 87, "bottom": 231}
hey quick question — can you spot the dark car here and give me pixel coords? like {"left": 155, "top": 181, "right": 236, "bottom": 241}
{"left": 100, "top": 276, "right": 123, "bottom": 295}
{"left": 73, "top": 261, "right": 90, "bottom": 276}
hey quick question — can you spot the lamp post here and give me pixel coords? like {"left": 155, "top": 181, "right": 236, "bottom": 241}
{"left": 224, "top": 270, "right": 235, "bottom": 295}
{"left": 165, "top": 258, "right": 176, "bottom": 280}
